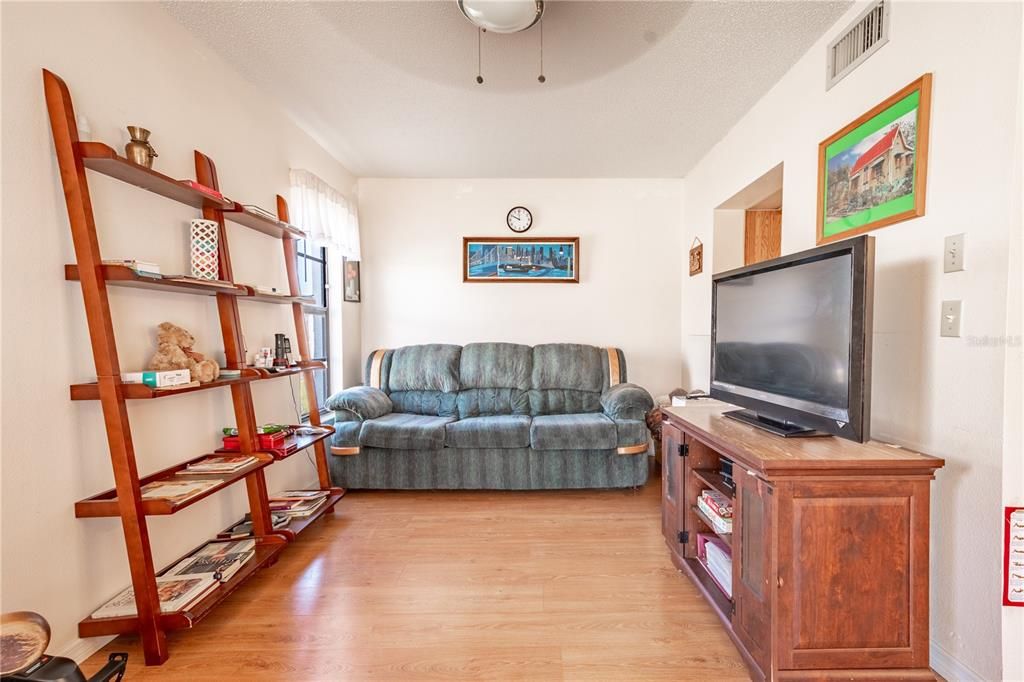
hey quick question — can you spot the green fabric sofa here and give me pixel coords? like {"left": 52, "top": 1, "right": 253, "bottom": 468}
{"left": 324, "top": 343, "right": 653, "bottom": 490}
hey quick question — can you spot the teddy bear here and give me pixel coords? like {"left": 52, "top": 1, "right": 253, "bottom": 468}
{"left": 147, "top": 322, "right": 220, "bottom": 384}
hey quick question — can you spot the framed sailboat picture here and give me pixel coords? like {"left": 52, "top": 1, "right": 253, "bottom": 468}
{"left": 463, "top": 237, "right": 580, "bottom": 283}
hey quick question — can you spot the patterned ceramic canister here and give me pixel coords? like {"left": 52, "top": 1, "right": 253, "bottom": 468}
{"left": 190, "top": 219, "right": 219, "bottom": 280}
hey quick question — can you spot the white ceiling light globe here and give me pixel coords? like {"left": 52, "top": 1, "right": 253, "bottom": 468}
{"left": 458, "top": 0, "right": 544, "bottom": 33}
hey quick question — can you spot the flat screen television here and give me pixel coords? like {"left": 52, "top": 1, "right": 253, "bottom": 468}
{"left": 710, "top": 235, "right": 874, "bottom": 442}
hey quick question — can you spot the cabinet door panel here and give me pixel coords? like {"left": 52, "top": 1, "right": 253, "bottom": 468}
{"left": 776, "top": 480, "right": 930, "bottom": 670}
{"left": 733, "top": 469, "right": 773, "bottom": 675}
{"left": 661, "top": 422, "right": 683, "bottom": 550}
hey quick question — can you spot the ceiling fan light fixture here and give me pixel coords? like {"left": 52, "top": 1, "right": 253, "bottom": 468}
{"left": 458, "top": 0, "right": 544, "bottom": 34}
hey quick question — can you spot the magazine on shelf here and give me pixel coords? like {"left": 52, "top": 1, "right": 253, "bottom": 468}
{"left": 217, "top": 513, "right": 290, "bottom": 539}
{"left": 179, "top": 455, "right": 258, "bottom": 475}
{"left": 139, "top": 479, "right": 221, "bottom": 505}
{"left": 273, "top": 490, "right": 330, "bottom": 501}
{"left": 165, "top": 540, "right": 256, "bottom": 583}
{"left": 271, "top": 495, "right": 328, "bottom": 518}
{"left": 91, "top": 574, "right": 216, "bottom": 619}
{"left": 700, "top": 489, "right": 733, "bottom": 518}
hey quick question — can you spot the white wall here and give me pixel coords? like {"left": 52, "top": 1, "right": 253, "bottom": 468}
{"left": 358, "top": 179, "right": 683, "bottom": 397}
{"left": 1002, "top": 7, "right": 1024, "bottom": 678}
{"left": 678, "top": 2, "right": 1022, "bottom": 678}
{"left": 0, "top": 1, "right": 356, "bottom": 659}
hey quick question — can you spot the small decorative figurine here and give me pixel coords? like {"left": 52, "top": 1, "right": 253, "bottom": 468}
{"left": 125, "top": 126, "right": 158, "bottom": 168}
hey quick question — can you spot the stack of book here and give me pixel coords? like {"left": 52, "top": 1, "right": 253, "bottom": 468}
{"left": 270, "top": 490, "right": 330, "bottom": 518}
{"left": 177, "top": 455, "right": 257, "bottom": 475}
{"left": 697, "top": 489, "right": 733, "bottom": 535}
{"left": 218, "top": 512, "right": 291, "bottom": 539}
{"left": 102, "top": 259, "right": 161, "bottom": 278}
{"left": 181, "top": 179, "right": 225, "bottom": 201}
{"left": 697, "top": 533, "right": 733, "bottom": 598}
{"left": 243, "top": 204, "right": 278, "bottom": 221}
{"left": 91, "top": 574, "right": 216, "bottom": 619}
{"left": 139, "top": 479, "right": 221, "bottom": 505}
{"left": 164, "top": 539, "right": 256, "bottom": 584}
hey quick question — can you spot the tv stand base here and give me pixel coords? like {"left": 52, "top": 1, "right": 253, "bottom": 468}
{"left": 723, "top": 408, "right": 831, "bottom": 438}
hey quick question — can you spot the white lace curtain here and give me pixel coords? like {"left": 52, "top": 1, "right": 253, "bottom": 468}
{"left": 288, "top": 169, "right": 361, "bottom": 260}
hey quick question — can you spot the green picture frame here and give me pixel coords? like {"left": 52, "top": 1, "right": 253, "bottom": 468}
{"left": 818, "top": 74, "right": 932, "bottom": 244}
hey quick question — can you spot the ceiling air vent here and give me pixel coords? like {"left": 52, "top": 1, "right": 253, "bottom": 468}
{"left": 826, "top": 0, "right": 889, "bottom": 90}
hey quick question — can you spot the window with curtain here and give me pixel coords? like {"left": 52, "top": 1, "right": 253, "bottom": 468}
{"left": 295, "top": 238, "right": 329, "bottom": 416}
{"left": 289, "top": 170, "right": 360, "bottom": 418}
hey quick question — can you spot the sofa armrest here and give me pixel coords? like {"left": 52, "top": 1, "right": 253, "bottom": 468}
{"left": 324, "top": 385, "right": 393, "bottom": 422}
{"left": 601, "top": 383, "right": 654, "bottom": 421}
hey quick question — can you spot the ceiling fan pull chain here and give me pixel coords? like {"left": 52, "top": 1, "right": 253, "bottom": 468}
{"left": 476, "top": 27, "right": 484, "bottom": 84}
{"left": 538, "top": 18, "right": 546, "bottom": 83}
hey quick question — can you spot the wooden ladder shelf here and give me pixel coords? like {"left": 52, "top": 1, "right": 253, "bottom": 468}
{"left": 43, "top": 69, "right": 344, "bottom": 665}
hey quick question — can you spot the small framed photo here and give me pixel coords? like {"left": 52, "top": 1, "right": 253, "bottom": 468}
{"left": 818, "top": 73, "right": 932, "bottom": 244}
{"left": 343, "top": 258, "right": 360, "bottom": 302}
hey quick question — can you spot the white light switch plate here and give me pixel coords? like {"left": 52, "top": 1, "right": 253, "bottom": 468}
{"left": 941, "top": 300, "right": 962, "bottom": 337}
{"left": 944, "top": 234, "right": 965, "bottom": 272}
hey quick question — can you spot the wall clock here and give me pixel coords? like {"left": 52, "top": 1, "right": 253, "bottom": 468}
{"left": 506, "top": 206, "right": 532, "bottom": 233}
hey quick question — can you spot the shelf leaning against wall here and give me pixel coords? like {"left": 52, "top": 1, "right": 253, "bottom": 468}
{"left": 43, "top": 68, "right": 341, "bottom": 666}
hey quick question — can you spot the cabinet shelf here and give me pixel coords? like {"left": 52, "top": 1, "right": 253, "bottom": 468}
{"left": 692, "top": 468, "right": 735, "bottom": 499}
{"left": 70, "top": 374, "right": 256, "bottom": 401}
{"left": 691, "top": 505, "right": 732, "bottom": 545}
{"left": 680, "top": 557, "right": 733, "bottom": 624}
{"left": 77, "top": 142, "right": 233, "bottom": 210}
{"left": 78, "top": 538, "right": 285, "bottom": 638}
{"left": 220, "top": 203, "right": 305, "bottom": 239}
{"left": 75, "top": 453, "right": 273, "bottom": 518}
{"left": 66, "top": 264, "right": 247, "bottom": 297}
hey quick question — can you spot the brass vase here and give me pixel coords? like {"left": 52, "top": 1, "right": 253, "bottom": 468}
{"left": 125, "top": 126, "right": 158, "bottom": 168}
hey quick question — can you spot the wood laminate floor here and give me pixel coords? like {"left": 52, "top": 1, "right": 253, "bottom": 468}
{"left": 83, "top": 478, "right": 749, "bottom": 681}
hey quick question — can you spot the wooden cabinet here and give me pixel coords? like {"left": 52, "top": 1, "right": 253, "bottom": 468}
{"left": 660, "top": 404, "right": 943, "bottom": 681}
{"left": 660, "top": 421, "right": 684, "bottom": 555}
{"left": 733, "top": 468, "right": 773, "bottom": 674}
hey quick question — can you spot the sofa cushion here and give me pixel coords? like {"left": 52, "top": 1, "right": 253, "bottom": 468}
{"left": 359, "top": 413, "right": 456, "bottom": 450}
{"left": 460, "top": 342, "right": 532, "bottom": 389}
{"left": 389, "top": 390, "right": 458, "bottom": 417}
{"left": 531, "top": 344, "right": 605, "bottom": 392}
{"left": 530, "top": 413, "right": 617, "bottom": 451}
{"left": 387, "top": 344, "right": 462, "bottom": 393}
{"left": 445, "top": 415, "right": 532, "bottom": 449}
{"left": 528, "top": 389, "right": 603, "bottom": 416}
{"left": 457, "top": 388, "right": 530, "bottom": 418}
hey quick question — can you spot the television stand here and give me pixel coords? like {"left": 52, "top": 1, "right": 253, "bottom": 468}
{"left": 722, "top": 408, "right": 831, "bottom": 437}
{"left": 660, "top": 403, "right": 944, "bottom": 681}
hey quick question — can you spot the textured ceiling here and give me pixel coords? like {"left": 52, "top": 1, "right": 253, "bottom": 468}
{"left": 163, "top": 1, "right": 850, "bottom": 178}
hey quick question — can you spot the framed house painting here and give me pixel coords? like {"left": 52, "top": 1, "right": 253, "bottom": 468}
{"left": 818, "top": 73, "right": 932, "bottom": 244}
{"left": 343, "top": 258, "right": 360, "bottom": 302}
{"left": 463, "top": 237, "right": 579, "bottom": 283}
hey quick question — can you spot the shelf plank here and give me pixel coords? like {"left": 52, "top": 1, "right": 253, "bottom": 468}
{"left": 273, "top": 489, "right": 345, "bottom": 540}
{"left": 247, "top": 361, "right": 326, "bottom": 382}
{"left": 216, "top": 425, "right": 335, "bottom": 462}
{"left": 75, "top": 453, "right": 274, "bottom": 518}
{"left": 77, "top": 142, "right": 233, "bottom": 210}
{"left": 692, "top": 468, "right": 735, "bottom": 499}
{"left": 220, "top": 202, "right": 305, "bottom": 239}
{"left": 78, "top": 538, "right": 285, "bottom": 638}
{"left": 70, "top": 374, "right": 256, "bottom": 401}
{"left": 691, "top": 505, "right": 733, "bottom": 545}
{"left": 238, "top": 285, "right": 316, "bottom": 305}
{"left": 65, "top": 264, "right": 247, "bottom": 297}
{"left": 680, "top": 556, "right": 733, "bottom": 624}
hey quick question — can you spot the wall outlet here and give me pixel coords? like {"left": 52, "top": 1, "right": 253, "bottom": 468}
{"left": 940, "top": 300, "right": 962, "bottom": 337}
{"left": 944, "top": 233, "right": 965, "bottom": 272}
